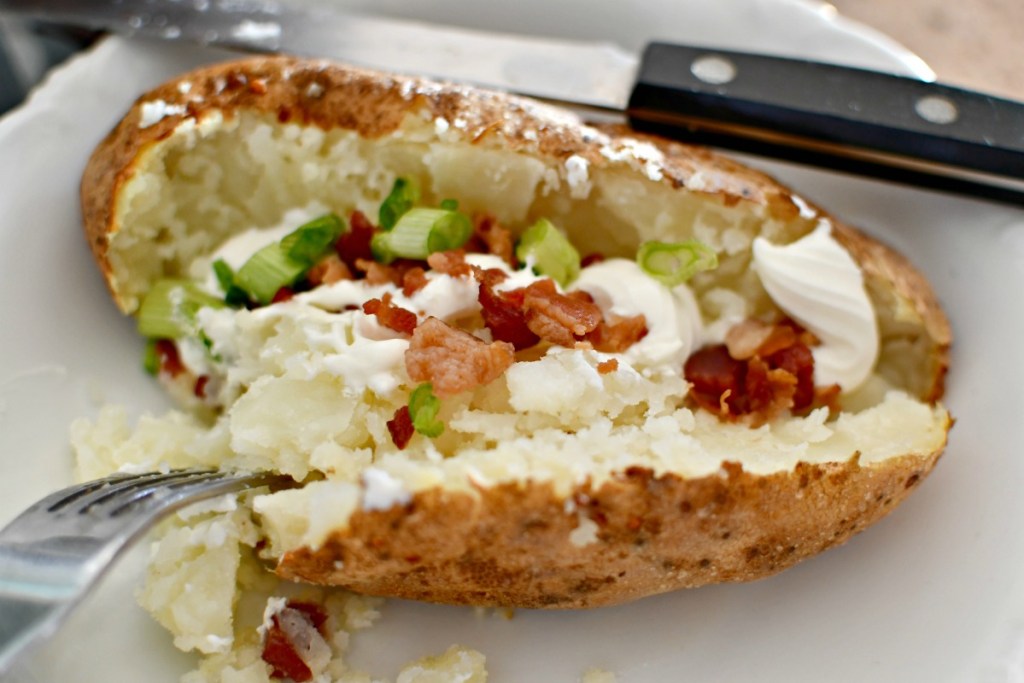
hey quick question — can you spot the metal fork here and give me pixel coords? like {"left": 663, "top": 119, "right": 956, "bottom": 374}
{"left": 0, "top": 468, "right": 294, "bottom": 675}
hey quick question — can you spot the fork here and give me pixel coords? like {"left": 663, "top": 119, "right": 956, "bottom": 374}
{"left": 0, "top": 468, "right": 295, "bottom": 675}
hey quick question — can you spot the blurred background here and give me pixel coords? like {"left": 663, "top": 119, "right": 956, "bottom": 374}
{"left": 0, "top": 0, "right": 1021, "bottom": 116}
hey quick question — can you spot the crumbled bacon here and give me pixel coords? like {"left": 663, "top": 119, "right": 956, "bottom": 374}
{"left": 684, "top": 318, "right": 826, "bottom": 422}
{"left": 597, "top": 358, "right": 619, "bottom": 375}
{"left": 362, "top": 293, "right": 418, "bottom": 336}
{"left": 766, "top": 342, "right": 815, "bottom": 410}
{"left": 725, "top": 318, "right": 797, "bottom": 360}
{"left": 335, "top": 210, "right": 376, "bottom": 270}
{"left": 580, "top": 253, "right": 606, "bottom": 268}
{"left": 355, "top": 258, "right": 421, "bottom": 287}
{"left": 586, "top": 314, "right": 649, "bottom": 353}
{"left": 522, "top": 279, "right": 602, "bottom": 347}
{"left": 271, "top": 287, "right": 294, "bottom": 304}
{"left": 355, "top": 258, "right": 399, "bottom": 286}
{"left": 306, "top": 253, "right": 353, "bottom": 287}
{"left": 472, "top": 214, "right": 516, "bottom": 266}
{"left": 154, "top": 339, "right": 184, "bottom": 378}
{"left": 405, "top": 317, "right": 515, "bottom": 397}
{"left": 387, "top": 405, "right": 415, "bottom": 449}
{"left": 477, "top": 277, "right": 539, "bottom": 350}
{"left": 426, "top": 250, "right": 473, "bottom": 278}
{"left": 402, "top": 267, "right": 430, "bottom": 296}
{"left": 685, "top": 345, "right": 745, "bottom": 415}
{"left": 261, "top": 601, "right": 330, "bottom": 683}
{"left": 193, "top": 375, "right": 209, "bottom": 399}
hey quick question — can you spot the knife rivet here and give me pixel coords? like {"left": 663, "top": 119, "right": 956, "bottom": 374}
{"left": 691, "top": 55, "right": 737, "bottom": 85}
{"left": 915, "top": 96, "right": 959, "bottom": 125}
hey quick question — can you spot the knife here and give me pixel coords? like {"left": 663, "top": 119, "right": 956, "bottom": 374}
{"left": 2, "top": 0, "right": 1023, "bottom": 206}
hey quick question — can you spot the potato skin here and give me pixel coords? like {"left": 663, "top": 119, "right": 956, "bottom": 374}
{"left": 81, "top": 56, "right": 953, "bottom": 608}
{"left": 278, "top": 445, "right": 948, "bottom": 609}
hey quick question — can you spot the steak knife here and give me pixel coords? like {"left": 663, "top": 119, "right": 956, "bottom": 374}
{"left": 2, "top": 0, "right": 1023, "bottom": 206}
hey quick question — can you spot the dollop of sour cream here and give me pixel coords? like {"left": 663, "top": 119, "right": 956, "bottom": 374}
{"left": 572, "top": 258, "right": 702, "bottom": 371}
{"left": 752, "top": 221, "right": 878, "bottom": 392}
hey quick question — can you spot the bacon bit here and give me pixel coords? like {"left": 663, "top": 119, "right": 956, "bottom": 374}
{"left": 472, "top": 214, "right": 516, "bottom": 266}
{"left": 743, "top": 356, "right": 797, "bottom": 421}
{"left": 586, "top": 314, "right": 649, "bottom": 353}
{"left": 597, "top": 358, "right": 619, "bottom": 375}
{"left": 580, "top": 253, "right": 606, "bottom": 268}
{"left": 306, "top": 253, "right": 353, "bottom": 287}
{"left": 426, "top": 250, "right": 473, "bottom": 278}
{"left": 193, "top": 375, "right": 209, "bottom": 399}
{"left": 336, "top": 211, "right": 376, "bottom": 270}
{"left": 155, "top": 339, "right": 184, "bottom": 377}
{"left": 767, "top": 343, "right": 815, "bottom": 410}
{"left": 355, "top": 258, "right": 397, "bottom": 285}
{"left": 522, "top": 279, "right": 602, "bottom": 347}
{"left": 478, "top": 278, "right": 539, "bottom": 350}
{"left": 271, "top": 287, "right": 295, "bottom": 304}
{"left": 725, "top": 319, "right": 797, "bottom": 360}
{"left": 685, "top": 329, "right": 822, "bottom": 423}
{"left": 260, "top": 600, "right": 330, "bottom": 682}
{"left": 406, "top": 317, "right": 515, "bottom": 398}
{"left": 263, "top": 620, "right": 313, "bottom": 682}
{"left": 387, "top": 405, "right": 415, "bottom": 449}
{"left": 402, "top": 267, "right": 430, "bottom": 296}
{"left": 363, "top": 293, "right": 418, "bottom": 336}
{"left": 685, "top": 345, "right": 746, "bottom": 415}
{"left": 355, "top": 258, "right": 422, "bottom": 286}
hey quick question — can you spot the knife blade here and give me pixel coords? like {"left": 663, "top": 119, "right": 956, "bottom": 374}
{"left": 2, "top": 0, "right": 1023, "bottom": 206}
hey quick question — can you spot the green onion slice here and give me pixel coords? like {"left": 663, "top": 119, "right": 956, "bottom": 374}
{"left": 636, "top": 240, "right": 718, "bottom": 286}
{"left": 142, "top": 339, "right": 160, "bottom": 375}
{"left": 408, "top": 382, "right": 444, "bottom": 437}
{"left": 440, "top": 198, "right": 459, "bottom": 211}
{"left": 232, "top": 213, "right": 347, "bottom": 305}
{"left": 212, "top": 259, "right": 249, "bottom": 307}
{"left": 280, "top": 213, "right": 346, "bottom": 263}
{"left": 372, "top": 207, "right": 472, "bottom": 263}
{"left": 379, "top": 178, "right": 421, "bottom": 230}
{"left": 137, "top": 279, "right": 226, "bottom": 339}
{"left": 514, "top": 218, "right": 581, "bottom": 288}
{"left": 234, "top": 243, "right": 308, "bottom": 305}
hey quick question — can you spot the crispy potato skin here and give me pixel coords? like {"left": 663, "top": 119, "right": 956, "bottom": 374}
{"left": 82, "top": 56, "right": 953, "bottom": 608}
{"left": 279, "top": 441, "right": 948, "bottom": 608}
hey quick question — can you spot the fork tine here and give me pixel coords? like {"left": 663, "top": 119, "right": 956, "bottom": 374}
{"left": 104, "top": 472, "right": 233, "bottom": 517}
{"left": 35, "top": 472, "right": 146, "bottom": 513}
{"left": 76, "top": 469, "right": 220, "bottom": 514}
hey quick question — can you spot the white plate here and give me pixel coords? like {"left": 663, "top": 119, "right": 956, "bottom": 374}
{"left": 1, "top": 1, "right": 1022, "bottom": 681}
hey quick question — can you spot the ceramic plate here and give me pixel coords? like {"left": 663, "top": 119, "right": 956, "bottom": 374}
{"left": 1, "top": 1, "right": 1021, "bottom": 681}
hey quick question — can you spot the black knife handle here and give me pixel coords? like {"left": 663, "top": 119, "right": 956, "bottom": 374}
{"left": 627, "top": 42, "right": 1024, "bottom": 206}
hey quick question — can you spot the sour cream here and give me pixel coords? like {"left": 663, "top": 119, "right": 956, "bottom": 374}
{"left": 572, "top": 258, "right": 702, "bottom": 370}
{"left": 752, "top": 221, "right": 878, "bottom": 392}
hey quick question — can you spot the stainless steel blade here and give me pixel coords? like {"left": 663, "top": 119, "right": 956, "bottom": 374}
{"left": 0, "top": 0, "right": 638, "bottom": 110}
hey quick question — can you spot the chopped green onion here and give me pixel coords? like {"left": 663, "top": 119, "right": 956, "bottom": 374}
{"left": 232, "top": 213, "right": 347, "bottom": 305}
{"left": 212, "top": 259, "right": 249, "bottom": 307}
{"left": 137, "top": 279, "right": 225, "bottom": 339}
{"left": 636, "top": 240, "right": 718, "bottom": 286}
{"left": 280, "top": 213, "right": 346, "bottom": 263}
{"left": 515, "top": 218, "right": 581, "bottom": 288}
{"left": 234, "top": 243, "right": 308, "bottom": 305}
{"left": 379, "top": 178, "right": 420, "bottom": 230}
{"left": 371, "top": 207, "right": 472, "bottom": 263}
{"left": 143, "top": 339, "right": 160, "bottom": 375}
{"left": 440, "top": 198, "right": 459, "bottom": 211}
{"left": 408, "top": 383, "right": 444, "bottom": 437}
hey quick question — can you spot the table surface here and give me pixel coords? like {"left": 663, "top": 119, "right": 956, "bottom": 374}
{"left": 829, "top": 0, "right": 1023, "bottom": 99}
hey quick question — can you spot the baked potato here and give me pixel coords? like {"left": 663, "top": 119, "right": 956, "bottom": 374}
{"left": 80, "top": 55, "right": 951, "bottom": 611}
